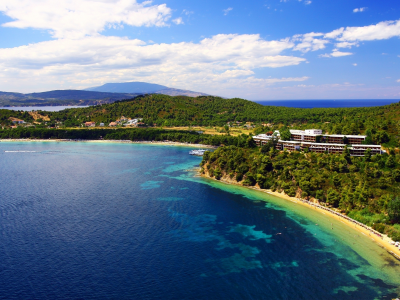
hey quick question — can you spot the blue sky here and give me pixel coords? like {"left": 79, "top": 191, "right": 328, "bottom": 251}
{"left": 0, "top": 0, "right": 399, "bottom": 100}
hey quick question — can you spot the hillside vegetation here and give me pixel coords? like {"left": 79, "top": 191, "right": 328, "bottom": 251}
{"left": 1, "top": 94, "right": 399, "bottom": 146}
{"left": 45, "top": 95, "right": 400, "bottom": 146}
{"left": 201, "top": 145, "right": 400, "bottom": 241}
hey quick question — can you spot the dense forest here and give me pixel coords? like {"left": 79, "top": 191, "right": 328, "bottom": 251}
{"left": 201, "top": 144, "right": 400, "bottom": 241}
{"left": 1, "top": 95, "right": 399, "bottom": 146}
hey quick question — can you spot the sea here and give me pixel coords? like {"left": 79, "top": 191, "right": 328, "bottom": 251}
{"left": 0, "top": 141, "right": 399, "bottom": 299}
{"left": 255, "top": 99, "right": 399, "bottom": 108}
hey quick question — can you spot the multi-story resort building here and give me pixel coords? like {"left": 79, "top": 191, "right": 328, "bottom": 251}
{"left": 253, "top": 129, "right": 382, "bottom": 156}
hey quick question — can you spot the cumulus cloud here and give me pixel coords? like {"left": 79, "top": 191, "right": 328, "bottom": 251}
{"left": 172, "top": 17, "right": 184, "bottom": 25}
{"left": 335, "top": 41, "right": 358, "bottom": 48}
{"left": 324, "top": 28, "right": 344, "bottom": 39}
{"left": 0, "top": 0, "right": 172, "bottom": 39}
{"left": 0, "top": 34, "right": 307, "bottom": 93}
{"left": 326, "top": 19, "right": 400, "bottom": 42}
{"left": 353, "top": 7, "right": 367, "bottom": 13}
{"left": 292, "top": 32, "right": 329, "bottom": 52}
{"left": 293, "top": 0, "right": 311, "bottom": 4}
{"left": 331, "top": 50, "right": 353, "bottom": 57}
{"left": 223, "top": 8, "right": 233, "bottom": 15}
{"left": 319, "top": 49, "right": 353, "bottom": 58}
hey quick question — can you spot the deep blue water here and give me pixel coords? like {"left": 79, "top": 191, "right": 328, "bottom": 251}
{"left": 254, "top": 99, "right": 399, "bottom": 108}
{"left": 0, "top": 142, "right": 399, "bottom": 299}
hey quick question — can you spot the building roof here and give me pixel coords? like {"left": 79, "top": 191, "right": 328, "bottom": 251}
{"left": 351, "top": 144, "right": 381, "bottom": 148}
{"left": 327, "top": 134, "right": 366, "bottom": 138}
{"left": 280, "top": 140, "right": 301, "bottom": 144}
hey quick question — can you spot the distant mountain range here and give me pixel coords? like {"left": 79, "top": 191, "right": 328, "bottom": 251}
{"left": 86, "top": 82, "right": 208, "bottom": 98}
{"left": 0, "top": 82, "right": 209, "bottom": 107}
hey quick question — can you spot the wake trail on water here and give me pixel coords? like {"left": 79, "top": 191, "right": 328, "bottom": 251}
{"left": 4, "top": 151, "right": 37, "bottom": 153}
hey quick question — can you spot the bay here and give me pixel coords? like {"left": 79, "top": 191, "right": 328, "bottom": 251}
{"left": 0, "top": 141, "right": 399, "bottom": 299}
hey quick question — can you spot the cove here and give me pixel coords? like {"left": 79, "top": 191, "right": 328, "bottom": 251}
{"left": 0, "top": 141, "right": 399, "bottom": 299}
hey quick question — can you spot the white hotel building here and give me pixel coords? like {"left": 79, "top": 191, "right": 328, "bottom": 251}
{"left": 253, "top": 129, "right": 382, "bottom": 156}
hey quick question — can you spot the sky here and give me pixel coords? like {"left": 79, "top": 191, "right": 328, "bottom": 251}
{"left": 0, "top": 0, "right": 399, "bottom": 100}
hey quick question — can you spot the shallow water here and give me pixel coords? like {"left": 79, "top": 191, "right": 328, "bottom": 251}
{"left": 0, "top": 141, "right": 399, "bottom": 299}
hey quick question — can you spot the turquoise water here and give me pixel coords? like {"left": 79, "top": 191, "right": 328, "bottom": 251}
{"left": 0, "top": 141, "right": 399, "bottom": 299}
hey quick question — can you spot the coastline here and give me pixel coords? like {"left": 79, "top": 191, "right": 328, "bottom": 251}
{"left": 2, "top": 138, "right": 399, "bottom": 258}
{"left": 200, "top": 172, "right": 400, "bottom": 261}
{"left": 0, "top": 138, "right": 217, "bottom": 149}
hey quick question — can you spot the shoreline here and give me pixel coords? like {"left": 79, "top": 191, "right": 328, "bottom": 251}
{"left": 200, "top": 172, "right": 400, "bottom": 260}
{"left": 2, "top": 138, "right": 399, "bottom": 258}
{"left": 0, "top": 138, "right": 217, "bottom": 149}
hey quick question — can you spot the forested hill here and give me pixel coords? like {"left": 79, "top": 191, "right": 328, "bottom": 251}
{"left": 48, "top": 94, "right": 399, "bottom": 132}
{"left": 2, "top": 94, "right": 400, "bottom": 146}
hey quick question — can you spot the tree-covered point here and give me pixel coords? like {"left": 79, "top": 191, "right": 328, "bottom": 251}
{"left": 200, "top": 145, "right": 400, "bottom": 241}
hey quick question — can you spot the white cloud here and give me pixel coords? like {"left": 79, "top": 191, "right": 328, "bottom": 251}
{"left": 0, "top": 34, "right": 306, "bottom": 93}
{"left": 353, "top": 7, "right": 367, "bottom": 13}
{"left": 223, "top": 7, "right": 233, "bottom": 15}
{"left": 0, "top": 0, "right": 172, "bottom": 39}
{"left": 326, "top": 19, "right": 400, "bottom": 42}
{"left": 331, "top": 50, "right": 353, "bottom": 57}
{"left": 292, "top": 32, "right": 329, "bottom": 52}
{"left": 183, "top": 9, "right": 194, "bottom": 16}
{"left": 353, "top": 63, "right": 357, "bottom": 66}
{"left": 319, "top": 53, "right": 331, "bottom": 58}
{"left": 305, "top": 1, "right": 312, "bottom": 5}
{"left": 319, "top": 49, "right": 353, "bottom": 58}
{"left": 324, "top": 27, "right": 344, "bottom": 39}
{"left": 335, "top": 41, "right": 358, "bottom": 48}
{"left": 397, "top": 79, "right": 400, "bottom": 83}
{"left": 172, "top": 17, "right": 183, "bottom": 25}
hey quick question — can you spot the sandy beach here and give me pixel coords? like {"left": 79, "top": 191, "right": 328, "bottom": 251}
{"left": 200, "top": 172, "right": 400, "bottom": 260}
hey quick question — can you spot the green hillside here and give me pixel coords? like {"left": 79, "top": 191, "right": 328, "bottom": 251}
{"left": 46, "top": 94, "right": 399, "bottom": 145}
{"left": 1, "top": 94, "right": 399, "bottom": 146}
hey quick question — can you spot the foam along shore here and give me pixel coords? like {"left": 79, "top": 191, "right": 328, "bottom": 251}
{"left": 200, "top": 172, "right": 400, "bottom": 261}
{"left": 0, "top": 138, "right": 217, "bottom": 149}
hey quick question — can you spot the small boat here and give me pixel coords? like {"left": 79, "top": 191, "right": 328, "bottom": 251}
{"left": 189, "top": 149, "right": 207, "bottom": 156}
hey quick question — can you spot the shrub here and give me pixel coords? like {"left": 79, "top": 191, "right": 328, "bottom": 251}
{"left": 372, "top": 223, "right": 386, "bottom": 234}
{"left": 236, "top": 173, "right": 243, "bottom": 182}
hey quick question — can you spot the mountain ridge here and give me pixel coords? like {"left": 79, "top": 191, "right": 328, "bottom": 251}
{"left": 0, "top": 82, "right": 210, "bottom": 107}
